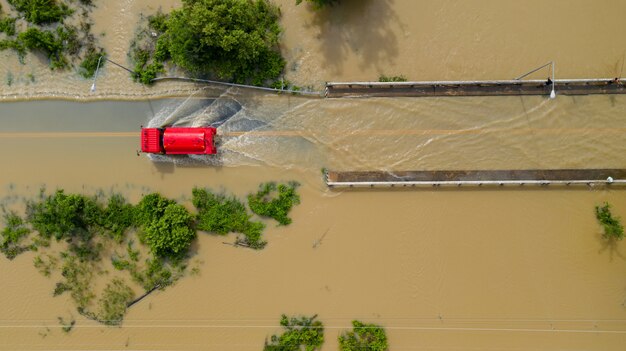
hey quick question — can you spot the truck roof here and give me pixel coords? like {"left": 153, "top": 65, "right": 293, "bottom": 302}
{"left": 141, "top": 127, "right": 217, "bottom": 155}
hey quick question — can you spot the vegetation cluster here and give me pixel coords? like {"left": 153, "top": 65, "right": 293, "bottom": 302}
{"left": 595, "top": 202, "right": 624, "bottom": 241}
{"left": 379, "top": 75, "right": 408, "bottom": 82}
{"left": 264, "top": 314, "right": 325, "bottom": 351}
{"left": 129, "top": 0, "right": 289, "bottom": 87}
{"left": 193, "top": 187, "right": 267, "bottom": 249}
{"left": 0, "top": 0, "right": 105, "bottom": 79}
{"left": 0, "top": 182, "right": 301, "bottom": 326}
{"left": 338, "top": 320, "right": 388, "bottom": 351}
{"left": 248, "top": 181, "right": 300, "bottom": 225}
{"left": 264, "top": 315, "right": 389, "bottom": 351}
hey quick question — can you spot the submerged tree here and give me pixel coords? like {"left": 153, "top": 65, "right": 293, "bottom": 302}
{"left": 595, "top": 202, "right": 624, "bottom": 241}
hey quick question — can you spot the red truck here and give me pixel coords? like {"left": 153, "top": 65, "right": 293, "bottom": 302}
{"left": 141, "top": 127, "right": 218, "bottom": 155}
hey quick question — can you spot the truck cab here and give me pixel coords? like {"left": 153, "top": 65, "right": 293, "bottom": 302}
{"left": 141, "top": 127, "right": 217, "bottom": 155}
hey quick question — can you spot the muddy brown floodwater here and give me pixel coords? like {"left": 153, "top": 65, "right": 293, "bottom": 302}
{"left": 1, "top": 93, "right": 626, "bottom": 350}
{"left": 1, "top": 0, "right": 626, "bottom": 350}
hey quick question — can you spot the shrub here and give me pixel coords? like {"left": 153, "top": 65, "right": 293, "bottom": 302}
{"left": 148, "top": 11, "right": 168, "bottom": 34}
{"left": 7, "top": 0, "right": 73, "bottom": 25}
{"left": 78, "top": 47, "right": 102, "bottom": 78}
{"left": 264, "top": 314, "right": 324, "bottom": 351}
{"left": 100, "top": 193, "right": 134, "bottom": 241}
{"left": 248, "top": 182, "right": 300, "bottom": 225}
{"left": 26, "top": 190, "right": 100, "bottom": 241}
{"left": 595, "top": 202, "right": 624, "bottom": 240}
{"left": 0, "top": 211, "right": 33, "bottom": 259}
{"left": 338, "top": 320, "right": 388, "bottom": 351}
{"left": 193, "top": 187, "right": 266, "bottom": 248}
{"left": 18, "top": 27, "right": 67, "bottom": 69}
{"left": 379, "top": 74, "right": 408, "bottom": 82}
{"left": 0, "top": 17, "right": 16, "bottom": 36}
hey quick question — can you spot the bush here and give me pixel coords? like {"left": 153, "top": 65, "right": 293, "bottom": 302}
{"left": 18, "top": 27, "right": 67, "bottom": 69}
{"left": 0, "top": 17, "right": 16, "bottom": 36}
{"left": 0, "top": 211, "right": 33, "bottom": 259}
{"left": 379, "top": 74, "right": 408, "bottom": 82}
{"left": 338, "top": 320, "right": 388, "bottom": 351}
{"left": 248, "top": 182, "right": 300, "bottom": 225}
{"left": 26, "top": 190, "right": 100, "bottom": 241}
{"left": 193, "top": 187, "right": 266, "bottom": 248}
{"left": 78, "top": 47, "right": 102, "bottom": 78}
{"left": 595, "top": 202, "right": 624, "bottom": 240}
{"left": 7, "top": 0, "right": 73, "bottom": 25}
{"left": 100, "top": 194, "right": 135, "bottom": 241}
{"left": 148, "top": 11, "right": 168, "bottom": 34}
{"left": 264, "top": 314, "right": 324, "bottom": 351}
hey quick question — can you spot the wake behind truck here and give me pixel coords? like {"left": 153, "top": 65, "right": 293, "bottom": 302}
{"left": 141, "top": 127, "right": 218, "bottom": 155}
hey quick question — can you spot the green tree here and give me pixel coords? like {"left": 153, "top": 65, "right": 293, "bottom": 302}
{"left": 163, "top": 0, "right": 285, "bottom": 85}
{"left": 338, "top": 320, "right": 388, "bottom": 351}
{"left": 264, "top": 314, "right": 324, "bottom": 351}
{"left": 134, "top": 192, "right": 177, "bottom": 228}
{"left": 142, "top": 203, "right": 196, "bottom": 259}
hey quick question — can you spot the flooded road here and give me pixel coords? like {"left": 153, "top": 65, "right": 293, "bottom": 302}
{"left": 1, "top": 94, "right": 626, "bottom": 350}
{"left": 1, "top": 0, "right": 626, "bottom": 349}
